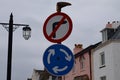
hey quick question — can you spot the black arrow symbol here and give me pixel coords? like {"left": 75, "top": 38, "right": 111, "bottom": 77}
{"left": 52, "top": 20, "right": 67, "bottom": 38}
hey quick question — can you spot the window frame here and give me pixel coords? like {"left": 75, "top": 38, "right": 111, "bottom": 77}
{"left": 100, "top": 76, "right": 106, "bottom": 80}
{"left": 99, "top": 52, "right": 106, "bottom": 68}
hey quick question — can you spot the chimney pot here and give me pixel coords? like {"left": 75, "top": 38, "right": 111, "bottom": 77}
{"left": 106, "top": 22, "right": 112, "bottom": 28}
{"left": 73, "top": 44, "right": 83, "bottom": 54}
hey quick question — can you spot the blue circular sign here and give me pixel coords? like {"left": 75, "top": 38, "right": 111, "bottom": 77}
{"left": 43, "top": 44, "right": 74, "bottom": 76}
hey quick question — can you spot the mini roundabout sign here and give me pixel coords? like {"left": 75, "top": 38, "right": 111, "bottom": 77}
{"left": 43, "top": 44, "right": 74, "bottom": 76}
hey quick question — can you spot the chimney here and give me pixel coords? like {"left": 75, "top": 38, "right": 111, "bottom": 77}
{"left": 73, "top": 44, "right": 83, "bottom": 54}
{"left": 101, "top": 21, "right": 116, "bottom": 42}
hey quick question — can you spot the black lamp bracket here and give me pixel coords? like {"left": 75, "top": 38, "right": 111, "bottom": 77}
{"left": 0, "top": 23, "right": 29, "bottom": 32}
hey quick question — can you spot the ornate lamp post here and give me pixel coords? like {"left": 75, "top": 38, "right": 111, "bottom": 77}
{"left": 0, "top": 13, "right": 31, "bottom": 80}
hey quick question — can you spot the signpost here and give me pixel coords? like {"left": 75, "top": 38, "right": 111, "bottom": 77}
{"left": 43, "top": 44, "right": 74, "bottom": 76}
{"left": 43, "top": 2, "right": 74, "bottom": 78}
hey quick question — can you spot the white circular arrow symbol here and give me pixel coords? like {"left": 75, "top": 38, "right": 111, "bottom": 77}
{"left": 47, "top": 48, "right": 72, "bottom": 64}
{"left": 52, "top": 66, "right": 68, "bottom": 73}
{"left": 47, "top": 49, "right": 55, "bottom": 64}
{"left": 60, "top": 49, "right": 72, "bottom": 61}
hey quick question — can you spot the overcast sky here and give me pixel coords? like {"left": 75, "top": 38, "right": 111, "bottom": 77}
{"left": 0, "top": 0, "right": 120, "bottom": 80}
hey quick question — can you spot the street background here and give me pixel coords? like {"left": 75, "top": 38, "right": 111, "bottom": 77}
{"left": 0, "top": 0, "right": 120, "bottom": 80}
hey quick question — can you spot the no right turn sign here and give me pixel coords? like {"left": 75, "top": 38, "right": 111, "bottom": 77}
{"left": 43, "top": 12, "right": 73, "bottom": 43}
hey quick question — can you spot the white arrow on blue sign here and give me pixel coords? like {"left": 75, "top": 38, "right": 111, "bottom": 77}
{"left": 43, "top": 44, "right": 74, "bottom": 76}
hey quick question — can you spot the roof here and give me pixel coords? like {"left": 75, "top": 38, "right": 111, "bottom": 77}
{"left": 75, "top": 42, "right": 101, "bottom": 58}
{"left": 100, "top": 27, "right": 114, "bottom": 32}
{"left": 34, "top": 69, "right": 44, "bottom": 74}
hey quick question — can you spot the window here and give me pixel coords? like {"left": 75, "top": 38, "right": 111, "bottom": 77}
{"left": 72, "top": 60, "right": 76, "bottom": 73}
{"left": 80, "top": 56, "right": 85, "bottom": 69}
{"left": 100, "top": 76, "right": 106, "bottom": 80}
{"left": 100, "top": 52, "right": 105, "bottom": 68}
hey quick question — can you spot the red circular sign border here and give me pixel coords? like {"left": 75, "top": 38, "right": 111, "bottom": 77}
{"left": 43, "top": 12, "right": 73, "bottom": 43}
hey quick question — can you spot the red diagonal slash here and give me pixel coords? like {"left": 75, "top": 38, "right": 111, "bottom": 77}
{"left": 49, "top": 16, "right": 66, "bottom": 38}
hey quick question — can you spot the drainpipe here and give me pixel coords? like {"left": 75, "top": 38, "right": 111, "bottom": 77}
{"left": 89, "top": 50, "right": 92, "bottom": 80}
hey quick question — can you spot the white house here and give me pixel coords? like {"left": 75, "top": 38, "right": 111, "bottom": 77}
{"left": 92, "top": 21, "right": 120, "bottom": 80}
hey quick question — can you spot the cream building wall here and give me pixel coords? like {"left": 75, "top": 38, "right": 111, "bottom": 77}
{"left": 92, "top": 40, "right": 120, "bottom": 80}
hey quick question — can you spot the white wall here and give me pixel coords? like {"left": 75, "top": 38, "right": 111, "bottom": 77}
{"left": 93, "top": 41, "right": 120, "bottom": 80}
{"left": 112, "top": 42, "right": 120, "bottom": 80}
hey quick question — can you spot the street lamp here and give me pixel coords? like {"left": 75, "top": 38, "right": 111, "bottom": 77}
{"left": 0, "top": 13, "right": 31, "bottom": 80}
{"left": 0, "top": 21, "right": 31, "bottom": 40}
{"left": 23, "top": 26, "right": 31, "bottom": 40}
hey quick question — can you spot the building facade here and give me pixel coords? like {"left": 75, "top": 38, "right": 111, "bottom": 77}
{"left": 31, "top": 69, "right": 44, "bottom": 80}
{"left": 62, "top": 43, "right": 100, "bottom": 80}
{"left": 29, "top": 69, "right": 62, "bottom": 80}
{"left": 92, "top": 21, "right": 120, "bottom": 80}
